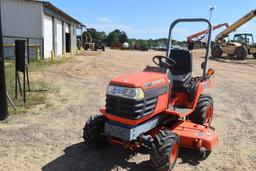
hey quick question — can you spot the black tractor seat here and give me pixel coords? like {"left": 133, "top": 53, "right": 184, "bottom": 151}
{"left": 168, "top": 49, "right": 192, "bottom": 91}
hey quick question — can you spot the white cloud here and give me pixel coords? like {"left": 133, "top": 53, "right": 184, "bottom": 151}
{"left": 98, "top": 17, "right": 115, "bottom": 23}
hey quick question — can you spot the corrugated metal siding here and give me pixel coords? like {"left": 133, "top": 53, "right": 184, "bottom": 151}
{"left": 0, "top": 0, "right": 80, "bottom": 59}
{"left": 0, "top": 0, "right": 43, "bottom": 59}
{"left": 1, "top": 0, "right": 43, "bottom": 38}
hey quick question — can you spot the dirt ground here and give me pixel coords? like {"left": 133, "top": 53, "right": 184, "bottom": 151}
{"left": 0, "top": 49, "right": 256, "bottom": 171}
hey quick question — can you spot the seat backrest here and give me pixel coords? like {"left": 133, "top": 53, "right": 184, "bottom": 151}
{"left": 168, "top": 49, "right": 192, "bottom": 75}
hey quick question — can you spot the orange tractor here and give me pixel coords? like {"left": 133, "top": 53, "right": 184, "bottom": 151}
{"left": 83, "top": 18, "right": 218, "bottom": 170}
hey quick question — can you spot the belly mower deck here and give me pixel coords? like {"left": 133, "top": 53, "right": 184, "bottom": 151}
{"left": 104, "top": 114, "right": 218, "bottom": 152}
{"left": 168, "top": 120, "right": 218, "bottom": 150}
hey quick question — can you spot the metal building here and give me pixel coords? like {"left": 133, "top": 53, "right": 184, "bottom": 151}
{"left": 0, "top": 0, "right": 83, "bottom": 60}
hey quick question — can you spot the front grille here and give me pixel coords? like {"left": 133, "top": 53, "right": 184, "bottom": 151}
{"left": 105, "top": 95, "right": 158, "bottom": 120}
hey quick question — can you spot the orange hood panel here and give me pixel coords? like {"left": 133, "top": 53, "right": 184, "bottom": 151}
{"left": 110, "top": 71, "right": 168, "bottom": 89}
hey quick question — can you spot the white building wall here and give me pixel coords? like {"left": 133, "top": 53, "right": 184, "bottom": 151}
{"left": 56, "top": 19, "right": 63, "bottom": 56}
{"left": 43, "top": 14, "right": 53, "bottom": 59}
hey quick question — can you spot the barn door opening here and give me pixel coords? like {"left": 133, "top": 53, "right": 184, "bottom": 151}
{"left": 65, "top": 33, "right": 71, "bottom": 53}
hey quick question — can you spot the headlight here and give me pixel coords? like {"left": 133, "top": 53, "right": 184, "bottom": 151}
{"left": 107, "top": 85, "right": 144, "bottom": 99}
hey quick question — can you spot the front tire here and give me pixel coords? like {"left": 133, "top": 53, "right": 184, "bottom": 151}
{"left": 83, "top": 115, "right": 107, "bottom": 148}
{"left": 189, "top": 94, "right": 214, "bottom": 127}
{"left": 211, "top": 46, "right": 223, "bottom": 58}
{"left": 236, "top": 46, "right": 248, "bottom": 59}
{"left": 150, "top": 130, "right": 179, "bottom": 171}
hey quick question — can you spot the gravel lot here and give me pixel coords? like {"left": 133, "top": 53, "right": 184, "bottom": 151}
{"left": 0, "top": 49, "right": 256, "bottom": 171}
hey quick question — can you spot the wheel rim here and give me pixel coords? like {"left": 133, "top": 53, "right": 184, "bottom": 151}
{"left": 205, "top": 106, "right": 213, "bottom": 126}
{"left": 169, "top": 143, "right": 178, "bottom": 164}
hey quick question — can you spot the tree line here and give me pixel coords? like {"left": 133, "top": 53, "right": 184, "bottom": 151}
{"left": 85, "top": 28, "right": 186, "bottom": 48}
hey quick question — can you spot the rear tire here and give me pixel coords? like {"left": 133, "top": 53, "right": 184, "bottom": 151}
{"left": 236, "top": 46, "right": 248, "bottom": 59}
{"left": 188, "top": 42, "right": 194, "bottom": 50}
{"left": 85, "top": 44, "right": 89, "bottom": 50}
{"left": 211, "top": 46, "right": 223, "bottom": 58}
{"left": 83, "top": 115, "right": 107, "bottom": 148}
{"left": 189, "top": 94, "right": 213, "bottom": 126}
{"left": 253, "top": 53, "right": 256, "bottom": 59}
{"left": 150, "top": 130, "right": 179, "bottom": 171}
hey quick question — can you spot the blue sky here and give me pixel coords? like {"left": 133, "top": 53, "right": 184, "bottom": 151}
{"left": 49, "top": 0, "right": 256, "bottom": 40}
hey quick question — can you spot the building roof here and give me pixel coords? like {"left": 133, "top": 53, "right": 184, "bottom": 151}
{"left": 33, "top": 0, "right": 85, "bottom": 28}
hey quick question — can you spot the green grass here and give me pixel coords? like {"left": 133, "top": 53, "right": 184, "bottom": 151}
{"left": 4, "top": 57, "right": 73, "bottom": 115}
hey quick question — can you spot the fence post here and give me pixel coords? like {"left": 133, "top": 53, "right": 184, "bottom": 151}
{"left": 63, "top": 48, "right": 66, "bottom": 59}
{"left": 36, "top": 47, "right": 40, "bottom": 61}
{"left": 51, "top": 50, "right": 55, "bottom": 61}
{"left": 27, "top": 38, "right": 29, "bottom": 64}
{"left": 42, "top": 38, "right": 44, "bottom": 60}
{"left": 70, "top": 50, "right": 73, "bottom": 58}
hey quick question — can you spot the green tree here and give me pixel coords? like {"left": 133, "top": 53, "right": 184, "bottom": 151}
{"left": 120, "top": 31, "right": 128, "bottom": 43}
{"left": 104, "top": 29, "right": 129, "bottom": 46}
{"left": 86, "top": 28, "right": 106, "bottom": 40}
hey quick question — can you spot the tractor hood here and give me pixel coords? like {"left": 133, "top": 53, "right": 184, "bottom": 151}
{"left": 227, "top": 42, "right": 241, "bottom": 46}
{"left": 110, "top": 71, "right": 168, "bottom": 89}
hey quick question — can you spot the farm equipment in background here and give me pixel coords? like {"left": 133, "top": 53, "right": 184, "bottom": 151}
{"left": 81, "top": 31, "right": 105, "bottom": 51}
{"left": 94, "top": 39, "right": 105, "bottom": 51}
{"left": 110, "top": 42, "right": 149, "bottom": 51}
{"left": 111, "top": 42, "right": 123, "bottom": 49}
{"left": 154, "top": 44, "right": 168, "bottom": 51}
{"left": 83, "top": 18, "right": 218, "bottom": 171}
{"left": 187, "top": 23, "right": 229, "bottom": 49}
{"left": 133, "top": 43, "right": 149, "bottom": 51}
{"left": 212, "top": 9, "right": 256, "bottom": 59}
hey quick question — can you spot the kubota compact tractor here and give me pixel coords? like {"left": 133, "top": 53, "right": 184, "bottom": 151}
{"left": 83, "top": 18, "right": 218, "bottom": 171}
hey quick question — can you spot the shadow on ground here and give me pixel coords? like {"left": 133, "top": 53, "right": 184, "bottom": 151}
{"left": 208, "top": 56, "right": 256, "bottom": 68}
{"left": 42, "top": 142, "right": 203, "bottom": 171}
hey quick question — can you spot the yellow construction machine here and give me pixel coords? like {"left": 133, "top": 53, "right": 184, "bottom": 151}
{"left": 212, "top": 9, "right": 256, "bottom": 59}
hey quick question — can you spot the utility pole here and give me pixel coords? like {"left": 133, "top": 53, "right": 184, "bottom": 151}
{"left": 0, "top": 6, "right": 8, "bottom": 120}
{"left": 205, "top": 5, "right": 216, "bottom": 42}
{"left": 209, "top": 5, "right": 216, "bottom": 23}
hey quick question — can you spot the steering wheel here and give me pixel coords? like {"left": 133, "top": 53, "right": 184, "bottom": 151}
{"left": 153, "top": 56, "right": 176, "bottom": 68}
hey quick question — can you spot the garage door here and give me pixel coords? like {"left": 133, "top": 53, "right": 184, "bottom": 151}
{"left": 65, "top": 23, "right": 70, "bottom": 33}
{"left": 43, "top": 14, "right": 53, "bottom": 59}
{"left": 56, "top": 19, "right": 63, "bottom": 56}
